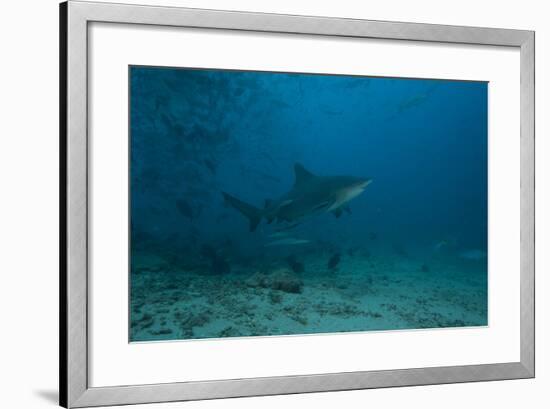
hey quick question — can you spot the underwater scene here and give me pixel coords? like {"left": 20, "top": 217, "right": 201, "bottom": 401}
{"left": 129, "top": 66, "right": 488, "bottom": 342}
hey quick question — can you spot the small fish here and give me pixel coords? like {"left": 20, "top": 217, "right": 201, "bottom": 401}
{"left": 398, "top": 94, "right": 427, "bottom": 113}
{"left": 203, "top": 159, "right": 217, "bottom": 174}
{"left": 176, "top": 199, "right": 194, "bottom": 219}
{"left": 434, "top": 240, "right": 449, "bottom": 251}
{"left": 265, "top": 238, "right": 310, "bottom": 247}
{"left": 328, "top": 253, "right": 341, "bottom": 270}
{"left": 392, "top": 242, "right": 408, "bottom": 257}
{"left": 321, "top": 108, "right": 343, "bottom": 116}
{"left": 211, "top": 257, "right": 231, "bottom": 275}
{"left": 200, "top": 244, "right": 218, "bottom": 260}
{"left": 286, "top": 255, "right": 305, "bottom": 273}
{"left": 268, "top": 231, "right": 289, "bottom": 239}
{"left": 459, "top": 249, "right": 487, "bottom": 261}
{"left": 154, "top": 95, "right": 170, "bottom": 112}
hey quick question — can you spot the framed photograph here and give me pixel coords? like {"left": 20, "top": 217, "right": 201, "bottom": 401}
{"left": 60, "top": 1, "right": 534, "bottom": 407}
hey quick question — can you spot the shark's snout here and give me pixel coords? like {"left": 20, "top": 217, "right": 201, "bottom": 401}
{"left": 336, "top": 178, "right": 372, "bottom": 205}
{"left": 355, "top": 178, "right": 372, "bottom": 190}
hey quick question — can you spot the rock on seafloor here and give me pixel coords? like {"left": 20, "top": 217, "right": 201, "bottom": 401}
{"left": 245, "top": 268, "right": 303, "bottom": 294}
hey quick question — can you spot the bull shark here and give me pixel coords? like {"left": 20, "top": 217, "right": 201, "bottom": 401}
{"left": 222, "top": 163, "right": 372, "bottom": 232}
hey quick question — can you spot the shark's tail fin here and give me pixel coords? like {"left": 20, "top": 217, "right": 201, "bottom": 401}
{"left": 222, "top": 192, "right": 262, "bottom": 232}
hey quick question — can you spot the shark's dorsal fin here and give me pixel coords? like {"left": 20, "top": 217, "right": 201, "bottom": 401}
{"left": 294, "top": 163, "right": 315, "bottom": 186}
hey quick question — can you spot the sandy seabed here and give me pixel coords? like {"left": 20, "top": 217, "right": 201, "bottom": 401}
{"left": 129, "top": 249, "right": 487, "bottom": 342}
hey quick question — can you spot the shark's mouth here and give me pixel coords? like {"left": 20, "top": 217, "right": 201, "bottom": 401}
{"left": 343, "top": 183, "right": 369, "bottom": 200}
{"left": 327, "top": 181, "right": 370, "bottom": 212}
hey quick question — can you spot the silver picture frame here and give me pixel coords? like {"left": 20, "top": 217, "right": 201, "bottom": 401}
{"left": 59, "top": 1, "right": 535, "bottom": 407}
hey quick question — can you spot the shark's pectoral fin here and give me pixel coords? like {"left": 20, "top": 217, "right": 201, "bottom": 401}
{"left": 332, "top": 205, "right": 351, "bottom": 218}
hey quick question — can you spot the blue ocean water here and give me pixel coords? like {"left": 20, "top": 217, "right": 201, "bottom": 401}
{"left": 129, "top": 66, "right": 488, "bottom": 342}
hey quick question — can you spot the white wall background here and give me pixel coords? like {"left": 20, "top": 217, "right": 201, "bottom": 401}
{"left": 0, "top": 0, "right": 547, "bottom": 408}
